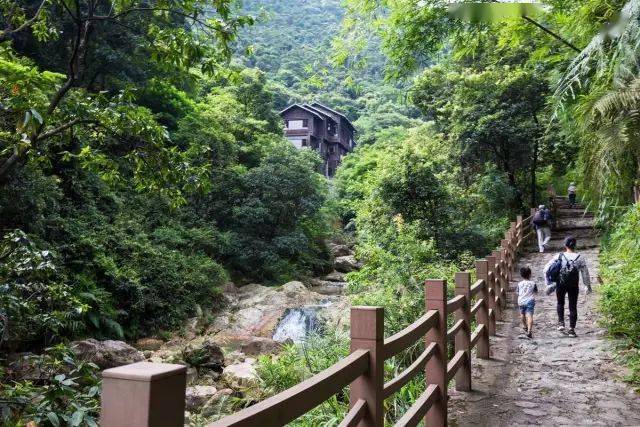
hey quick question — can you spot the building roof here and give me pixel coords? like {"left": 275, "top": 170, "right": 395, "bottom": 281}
{"left": 301, "top": 104, "right": 337, "bottom": 123}
{"left": 310, "top": 102, "right": 355, "bottom": 130}
{"left": 279, "top": 104, "right": 325, "bottom": 120}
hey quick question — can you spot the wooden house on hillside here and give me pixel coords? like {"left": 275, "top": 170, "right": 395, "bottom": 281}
{"left": 279, "top": 103, "right": 356, "bottom": 177}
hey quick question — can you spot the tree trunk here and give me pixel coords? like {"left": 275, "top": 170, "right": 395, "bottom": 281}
{"left": 531, "top": 136, "right": 538, "bottom": 208}
{"left": 531, "top": 113, "right": 542, "bottom": 209}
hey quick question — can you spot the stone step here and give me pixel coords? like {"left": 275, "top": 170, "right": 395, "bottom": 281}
{"left": 548, "top": 227, "right": 599, "bottom": 239}
{"left": 542, "top": 237, "right": 600, "bottom": 251}
{"left": 555, "top": 209, "right": 594, "bottom": 218}
{"left": 553, "top": 217, "right": 596, "bottom": 230}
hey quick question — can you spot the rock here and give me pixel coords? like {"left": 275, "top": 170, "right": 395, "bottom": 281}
{"left": 224, "top": 350, "right": 246, "bottom": 365}
{"left": 334, "top": 255, "right": 361, "bottom": 273}
{"left": 200, "top": 389, "right": 236, "bottom": 416}
{"left": 323, "top": 271, "right": 346, "bottom": 282}
{"left": 183, "top": 341, "right": 225, "bottom": 371}
{"left": 222, "top": 362, "right": 259, "bottom": 389}
{"left": 6, "top": 353, "right": 47, "bottom": 381}
{"left": 281, "top": 281, "right": 307, "bottom": 297}
{"left": 135, "top": 338, "right": 164, "bottom": 351}
{"left": 514, "top": 401, "right": 538, "bottom": 408}
{"left": 70, "top": 339, "right": 144, "bottom": 369}
{"left": 186, "top": 367, "right": 198, "bottom": 384}
{"left": 328, "top": 243, "right": 351, "bottom": 257}
{"left": 240, "top": 337, "right": 283, "bottom": 356}
{"left": 185, "top": 385, "right": 218, "bottom": 410}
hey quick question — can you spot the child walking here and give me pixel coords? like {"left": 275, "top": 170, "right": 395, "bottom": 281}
{"left": 517, "top": 266, "right": 538, "bottom": 339}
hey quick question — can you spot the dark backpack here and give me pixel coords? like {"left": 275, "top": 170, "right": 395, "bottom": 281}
{"left": 533, "top": 210, "right": 548, "bottom": 226}
{"left": 547, "top": 253, "right": 581, "bottom": 289}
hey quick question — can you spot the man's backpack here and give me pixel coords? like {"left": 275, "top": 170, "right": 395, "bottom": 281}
{"left": 533, "top": 210, "right": 548, "bottom": 226}
{"left": 546, "top": 253, "right": 581, "bottom": 289}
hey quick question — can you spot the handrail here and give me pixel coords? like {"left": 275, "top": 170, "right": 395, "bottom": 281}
{"left": 470, "top": 298, "right": 484, "bottom": 316}
{"left": 209, "top": 349, "right": 370, "bottom": 427}
{"left": 470, "top": 324, "right": 486, "bottom": 349}
{"left": 383, "top": 343, "right": 437, "bottom": 398}
{"left": 338, "top": 399, "right": 367, "bottom": 427}
{"left": 395, "top": 384, "right": 440, "bottom": 427}
{"left": 446, "top": 319, "right": 464, "bottom": 340}
{"left": 383, "top": 310, "right": 438, "bottom": 359}
{"left": 446, "top": 351, "right": 467, "bottom": 382}
{"left": 446, "top": 294, "right": 465, "bottom": 312}
{"left": 470, "top": 279, "right": 485, "bottom": 296}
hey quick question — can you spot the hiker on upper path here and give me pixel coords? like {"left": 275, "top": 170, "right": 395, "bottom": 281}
{"left": 543, "top": 236, "right": 592, "bottom": 338}
{"left": 533, "top": 204, "right": 552, "bottom": 253}
{"left": 568, "top": 182, "right": 577, "bottom": 208}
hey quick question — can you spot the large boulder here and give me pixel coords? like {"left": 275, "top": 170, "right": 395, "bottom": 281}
{"left": 281, "top": 281, "right": 307, "bottom": 297}
{"left": 323, "top": 271, "right": 346, "bottom": 282}
{"left": 185, "top": 386, "right": 218, "bottom": 411}
{"left": 70, "top": 339, "right": 144, "bottom": 369}
{"left": 334, "top": 255, "right": 361, "bottom": 273}
{"left": 222, "top": 362, "right": 259, "bottom": 389}
{"left": 183, "top": 341, "right": 225, "bottom": 372}
{"left": 328, "top": 243, "right": 351, "bottom": 257}
{"left": 240, "top": 337, "right": 283, "bottom": 356}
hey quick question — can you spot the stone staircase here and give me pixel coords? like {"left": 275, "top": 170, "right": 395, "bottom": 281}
{"left": 543, "top": 196, "right": 600, "bottom": 251}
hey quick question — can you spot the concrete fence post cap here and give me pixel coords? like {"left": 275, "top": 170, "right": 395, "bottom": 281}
{"left": 102, "top": 362, "right": 187, "bottom": 382}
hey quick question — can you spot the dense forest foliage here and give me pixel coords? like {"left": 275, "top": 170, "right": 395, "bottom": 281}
{"left": 1, "top": 0, "right": 640, "bottom": 425}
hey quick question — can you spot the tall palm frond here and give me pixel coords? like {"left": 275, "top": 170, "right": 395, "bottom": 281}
{"left": 591, "top": 75, "right": 640, "bottom": 122}
{"left": 581, "top": 76, "right": 640, "bottom": 217}
{"left": 555, "top": 0, "right": 640, "bottom": 106}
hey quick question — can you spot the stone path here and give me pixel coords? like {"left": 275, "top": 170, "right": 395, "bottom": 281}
{"left": 449, "top": 198, "right": 640, "bottom": 426}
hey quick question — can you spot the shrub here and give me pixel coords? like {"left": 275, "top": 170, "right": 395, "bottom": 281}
{"left": 0, "top": 231, "right": 86, "bottom": 350}
{"left": 599, "top": 203, "right": 640, "bottom": 385}
{"left": 0, "top": 344, "right": 101, "bottom": 427}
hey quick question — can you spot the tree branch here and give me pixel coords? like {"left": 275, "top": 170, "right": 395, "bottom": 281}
{"left": 0, "top": 0, "right": 48, "bottom": 39}
{"left": 38, "top": 118, "right": 96, "bottom": 140}
{"left": 522, "top": 16, "right": 582, "bottom": 54}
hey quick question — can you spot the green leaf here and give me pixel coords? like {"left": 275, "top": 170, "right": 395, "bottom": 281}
{"left": 30, "top": 108, "right": 43, "bottom": 124}
{"left": 47, "top": 412, "right": 60, "bottom": 427}
{"left": 70, "top": 410, "right": 84, "bottom": 426}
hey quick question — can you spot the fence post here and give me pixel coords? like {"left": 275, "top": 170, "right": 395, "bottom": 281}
{"left": 475, "top": 260, "right": 495, "bottom": 336}
{"left": 101, "top": 362, "right": 187, "bottom": 427}
{"left": 500, "top": 239, "right": 512, "bottom": 280}
{"left": 492, "top": 250, "right": 507, "bottom": 308}
{"left": 486, "top": 255, "right": 502, "bottom": 321}
{"left": 425, "top": 279, "right": 448, "bottom": 427}
{"left": 475, "top": 275, "right": 491, "bottom": 360}
{"left": 510, "top": 221, "right": 518, "bottom": 261}
{"left": 454, "top": 272, "right": 471, "bottom": 392}
{"left": 516, "top": 215, "right": 523, "bottom": 247}
{"left": 350, "top": 306, "right": 384, "bottom": 427}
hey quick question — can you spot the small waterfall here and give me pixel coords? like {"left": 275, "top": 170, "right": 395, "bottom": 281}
{"left": 272, "top": 304, "right": 329, "bottom": 343}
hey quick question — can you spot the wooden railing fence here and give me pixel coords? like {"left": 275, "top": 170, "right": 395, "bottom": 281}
{"left": 100, "top": 215, "right": 534, "bottom": 427}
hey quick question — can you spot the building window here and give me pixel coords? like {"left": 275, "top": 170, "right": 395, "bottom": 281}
{"left": 287, "top": 119, "right": 308, "bottom": 130}
{"left": 302, "top": 139, "right": 308, "bottom": 147}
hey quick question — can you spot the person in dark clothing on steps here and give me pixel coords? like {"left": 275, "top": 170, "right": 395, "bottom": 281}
{"left": 543, "top": 236, "right": 592, "bottom": 337}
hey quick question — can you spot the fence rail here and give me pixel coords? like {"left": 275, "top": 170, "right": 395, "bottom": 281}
{"left": 100, "top": 214, "right": 533, "bottom": 427}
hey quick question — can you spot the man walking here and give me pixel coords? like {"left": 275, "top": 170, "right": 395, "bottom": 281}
{"left": 533, "top": 205, "right": 552, "bottom": 253}
{"left": 568, "top": 182, "right": 577, "bottom": 208}
{"left": 543, "top": 236, "right": 592, "bottom": 337}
